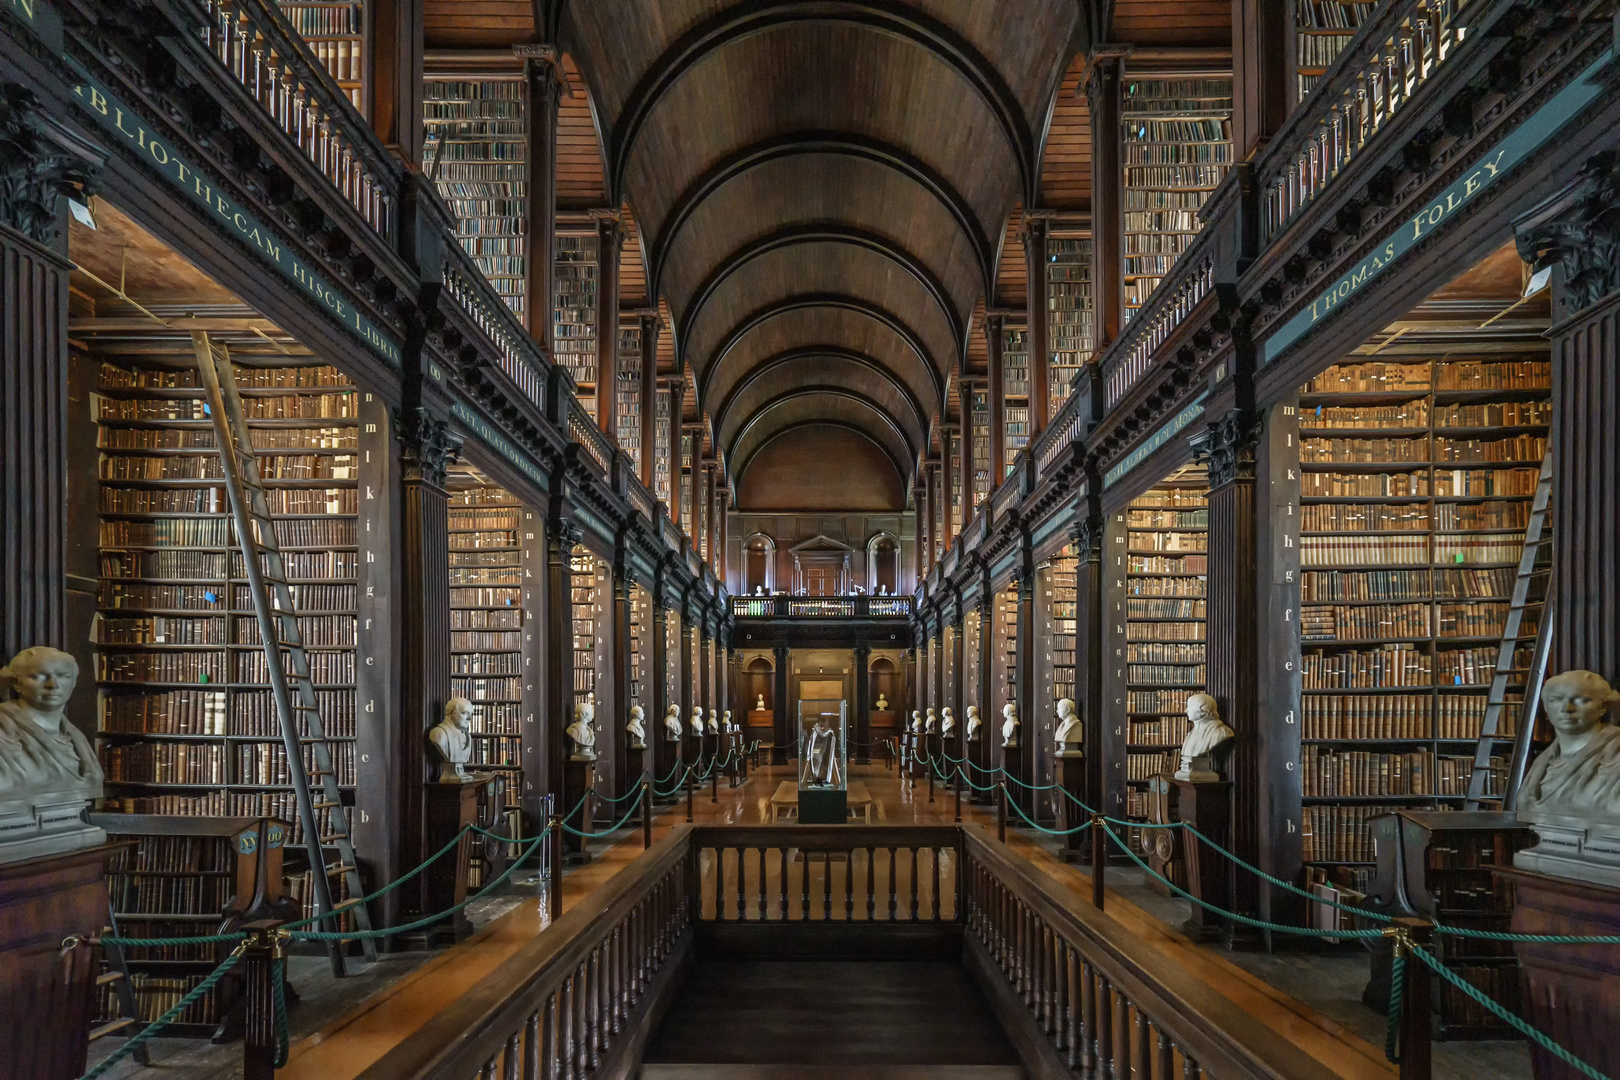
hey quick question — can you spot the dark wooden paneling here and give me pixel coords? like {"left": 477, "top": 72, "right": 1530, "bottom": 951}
{"left": 1099, "top": 509, "right": 1130, "bottom": 820}
{"left": 422, "top": 0, "right": 532, "bottom": 49}
{"left": 1039, "top": 55, "right": 1092, "bottom": 211}
{"left": 735, "top": 426, "right": 904, "bottom": 513}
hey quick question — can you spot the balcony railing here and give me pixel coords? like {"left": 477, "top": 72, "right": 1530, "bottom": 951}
{"left": 1104, "top": 243, "right": 1215, "bottom": 409}
{"left": 1261, "top": 0, "right": 1474, "bottom": 242}
{"left": 193, "top": 0, "right": 398, "bottom": 240}
{"left": 442, "top": 250, "right": 547, "bottom": 413}
{"left": 730, "top": 596, "right": 913, "bottom": 618}
{"left": 567, "top": 399, "right": 613, "bottom": 472}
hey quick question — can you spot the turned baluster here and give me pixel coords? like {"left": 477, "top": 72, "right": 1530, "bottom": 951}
{"left": 1133, "top": 1009, "right": 1150, "bottom": 1080}
{"left": 780, "top": 847, "right": 790, "bottom": 920}
{"left": 501, "top": 1031, "right": 520, "bottom": 1080}
{"left": 758, "top": 848, "right": 767, "bottom": 920}
{"left": 736, "top": 847, "right": 747, "bottom": 920}
{"left": 1081, "top": 958, "right": 1097, "bottom": 1079}
{"left": 931, "top": 847, "right": 942, "bottom": 919}
{"left": 866, "top": 846, "right": 876, "bottom": 920}
{"left": 558, "top": 976, "right": 575, "bottom": 1080}
{"left": 823, "top": 851, "right": 833, "bottom": 919}
{"left": 1097, "top": 976, "right": 1114, "bottom": 1080}
{"left": 888, "top": 848, "right": 898, "bottom": 920}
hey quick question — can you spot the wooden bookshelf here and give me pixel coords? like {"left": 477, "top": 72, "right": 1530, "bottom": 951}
{"left": 654, "top": 388, "right": 673, "bottom": 504}
{"left": 1123, "top": 465, "right": 1209, "bottom": 834}
{"left": 1049, "top": 549, "right": 1079, "bottom": 708}
{"left": 424, "top": 76, "right": 527, "bottom": 323}
{"left": 93, "top": 351, "right": 362, "bottom": 856}
{"left": 970, "top": 388, "right": 992, "bottom": 507}
{"left": 1294, "top": 0, "right": 1380, "bottom": 101}
{"left": 555, "top": 234, "right": 600, "bottom": 412}
{"left": 617, "top": 321, "right": 644, "bottom": 473}
{"left": 1003, "top": 325, "right": 1030, "bottom": 474}
{"left": 993, "top": 584, "right": 1018, "bottom": 725}
{"left": 1295, "top": 354, "right": 1551, "bottom": 891}
{"left": 1047, "top": 236, "right": 1094, "bottom": 411}
{"left": 948, "top": 429, "right": 963, "bottom": 532}
{"left": 1120, "top": 75, "right": 1232, "bottom": 321}
{"left": 571, "top": 551, "right": 600, "bottom": 712}
{"left": 277, "top": 1, "right": 364, "bottom": 110}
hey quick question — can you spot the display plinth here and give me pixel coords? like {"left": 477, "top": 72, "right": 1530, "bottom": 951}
{"left": 1172, "top": 777, "right": 1231, "bottom": 942}
{"left": 1000, "top": 741, "right": 1027, "bottom": 814}
{"left": 625, "top": 745, "right": 647, "bottom": 799}
{"left": 685, "top": 733, "right": 704, "bottom": 780}
{"left": 1496, "top": 866, "right": 1620, "bottom": 1080}
{"left": 942, "top": 734, "right": 960, "bottom": 785}
{"left": 422, "top": 780, "right": 481, "bottom": 945}
{"left": 1056, "top": 752, "right": 1087, "bottom": 862}
{"left": 0, "top": 844, "right": 126, "bottom": 1080}
{"left": 562, "top": 759, "right": 596, "bottom": 863}
{"left": 799, "top": 789, "right": 849, "bottom": 824}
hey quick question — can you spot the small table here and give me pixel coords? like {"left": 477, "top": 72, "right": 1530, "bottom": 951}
{"left": 769, "top": 781, "right": 873, "bottom": 824}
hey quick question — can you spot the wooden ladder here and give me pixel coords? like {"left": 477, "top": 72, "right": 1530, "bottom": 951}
{"left": 192, "top": 331, "right": 376, "bottom": 976}
{"left": 90, "top": 905, "right": 149, "bottom": 1066}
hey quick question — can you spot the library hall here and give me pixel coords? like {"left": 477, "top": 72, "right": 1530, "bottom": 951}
{"left": 3, "top": 1, "right": 1620, "bottom": 1079}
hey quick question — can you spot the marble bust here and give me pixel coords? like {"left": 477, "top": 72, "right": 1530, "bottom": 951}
{"left": 663, "top": 703, "right": 683, "bottom": 740}
{"left": 428, "top": 697, "right": 475, "bottom": 782}
{"left": 909, "top": 710, "right": 923, "bottom": 734}
{"left": 1515, "top": 670, "right": 1620, "bottom": 885}
{"left": 722, "top": 709, "right": 734, "bottom": 733}
{"left": 706, "top": 709, "right": 720, "bottom": 734}
{"left": 0, "top": 647, "right": 106, "bottom": 863}
{"left": 566, "top": 694, "right": 597, "bottom": 761}
{"left": 626, "top": 705, "right": 646, "bottom": 750}
{"left": 1175, "top": 694, "right": 1234, "bottom": 781}
{"left": 689, "top": 706, "right": 704, "bottom": 737}
{"left": 756, "top": 694, "right": 765, "bottom": 711}
{"left": 940, "top": 707, "right": 955, "bottom": 737}
{"left": 1054, "top": 698, "right": 1082, "bottom": 753}
{"left": 1001, "top": 703, "right": 1020, "bottom": 749}
{"left": 965, "top": 705, "right": 982, "bottom": 742}
{"left": 875, "top": 693, "right": 888, "bottom": 711}
{"left": 924, "top": 707, "right": 937, "bottom": 734}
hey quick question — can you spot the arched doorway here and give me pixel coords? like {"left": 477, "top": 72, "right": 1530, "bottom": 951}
{"left": 867, "top": 533, "right": 899, "bottom": 595}
{"left": 743, "top": 533, "right": 775, "bottom": 594}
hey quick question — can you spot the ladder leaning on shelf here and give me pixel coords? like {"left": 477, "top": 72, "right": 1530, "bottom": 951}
{"left": 191, "top": 331, "right": 376, "bottom": 976}
{"left": 1464, "top": 451, "right": 1554, "bottom": 811}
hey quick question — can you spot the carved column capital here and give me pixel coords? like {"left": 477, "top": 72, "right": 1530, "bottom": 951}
{"left": 1192, "top": 407, "right": 1263, "bottom": 490}
{"left": 591, "top": 208, "right": 626, "bottom": 250}
{"left": 1070, "top": 515, "right": 1104, "bottom": 561}
{"left": 1083, "top": 48, "right": 1128, "bottom": 112}
{"left": 0, "top": 82, "right": 99, "bottom": 246}
{"left": 1515, "top": 150, "right": 1620, "bottom": 316}
{"left": 393, "top": 407, "right": 463, "bottom": 488}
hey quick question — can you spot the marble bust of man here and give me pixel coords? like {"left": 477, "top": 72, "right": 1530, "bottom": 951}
{"left": 875, "top": 693, "right": 888, "bottom": 711}
{"left": 722, "top": 709, "right": 734, "bottom": 733}
{"left": 428, "top": 697, "right": 475, "bottom": 781}
{"left": 689, "top": 706, "right": 705, "bottom": 737}
{"left": 626, "top": 705, "right": 646, "bottom": 750}
{"left": 1001, "top": 703, "right": 1020, "bottom": 749}
{"left": 706, "top": 709, "right": 720, "bottom": 734}
{"left": 1515, "top": 670, "right": 1620, "bottom": 884}
{"left": 0, "top": 647, "right": 106, "bottom": 862}
{"left": 964, "top": 706, "right": 981, "bottom": 742}
{"left": 663, "top": 703, "right": 683, "bottom": 740}
{"left": 924, "top": 707, "right": 938, "bottom": 734}
{"left": 566, "top": 695, "right": 597, "bottom": 761}
{"left": 909, "top": 710, "right": 923, "bottom": 734}
{"left": 1053, "top": 698, "right": 1082, "bottom": 753}
{"left": 756, "top": 694, "right": 766, "bottom": 711}
{"left": 1175, "top": 693, "right": 1234, "bottom": 781}
{"left": 940, "top": 708, "right": 955, "bottom": 737}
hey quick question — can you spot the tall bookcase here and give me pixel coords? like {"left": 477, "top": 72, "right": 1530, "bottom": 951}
{"left": 654, "top": 388, "right": 673, "bottom": 504}
{"left": 1295, "top": 354, "right": 1551, "bottom": 893}
{"left": 1120, "top": 75, "right": 1233, "bottom": 321}
{"left": 993, "top": 585, "right": 1018, "bottom": 722}
{"left": 1048, "top": 236, "right": 1095, "bottom": 410}
{"left": 446, "top": 474, "right": 525, "bottom": 809}
{"left": 1003, "top": 326, "right": 1030, "bottom": 475}
{"left": 1049, "top": 550, "right": 1079, "bottom": 707}
{"left": 277, "top": 1, "right": 364, "bottom": 110}
{"left": 617, "top": 321, "right": 644, "bottom": 473}
{"left": 423, "top": 77, "right": 527, "bottom": 322}
{"left": 1122, "top": 466, "right": 1209, "bottom": 832}
{"left": 1294, "top": 0, "right": 1380, "bottom": 100}
{"left": 948, "top": 430, "right": 963, "bottom": 534}
{"left": 570, "top": 552, "right": 600, "bottom": 713}
{"left": 555, "top": 234, "right": 600, "bottom": 411}
{"left": 970, "top": 389, "right": 992, "bottom": 507}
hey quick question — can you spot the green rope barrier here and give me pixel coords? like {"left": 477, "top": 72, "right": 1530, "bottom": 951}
{"left": 272, "top": 954, "right": 291, "bottom": 1068}
{"left": 593, "top": 782, "right": 645, "bottom": 804}
{"left": 1432, "top": 924, "right": 1620, "bottom": 944}
{"left": 1007, "top": 794, "right": 1093, "bottom": 835}
{"left": 560, "top": 787, "right": 648, "bottom": 839}
{"left": 1178, "top": 823, "right": 1393, "bottom": 922}
{"left": 1100, "top": 822, "right": 1384, "bottom": 940}
{"left": 654, "top": 764, "right": 697, "bottom": 797}
{"left": 1003, "top": 772, "right": 1063, "bottom": 792}
{"left": 959, "top": 769, "right": 1001, "bottom": 793}
{"left": 77, "top": 949, "right": 243, "bottom": 1080}
{"left": 1384, "top": 948, "right": 1405, "bottom": 1063}
{"left": 1410, "top": 944, "right": 1614, "bottom": 1080}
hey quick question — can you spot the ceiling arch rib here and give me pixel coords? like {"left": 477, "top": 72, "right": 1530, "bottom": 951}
{"left": 697, "top": 296, "right": 943, "bottom": 417}
{"left": 603, "top": 1, "right": 1037, "bottom": 206}
{"left": 731, "top": 396, "right": 913, "bottom": 483}
{"left": 714, "top": 351, "right": 928, "bottom": 454}
{"left": 646, "top": 135, "right": 996, "bottom": 303}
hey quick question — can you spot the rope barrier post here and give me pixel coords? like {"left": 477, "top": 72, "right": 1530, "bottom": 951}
{"left": 711, "top": 757, "right": 720, "bottom": 803}
{"left": 547, "top": 813, "right": 563, "bottom": 918}
{"left": 642, "top": 777, "right": 652, "bottom": 850}
{"left": 1090, "top": 815, "right": 1106, "bottom": 912}
{"left": 1394, "top": 919, "right": 1433, "bottom": 1080}
{"left": 998, "top": 782, "right": 1007, "bottom": 843}
{"left": 928, "top": 754, "right": 935, "bottom": 802}
{"left": 239, "top": 920, "right": 280, "bottom": 1080}
{"left": 954, "top": 767, "right": 962, "bottom": 823}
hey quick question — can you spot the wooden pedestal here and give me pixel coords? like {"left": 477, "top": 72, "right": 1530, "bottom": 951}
{"left": 625, "top": 744, "right": 647, "bottom": 804}
{"left": 1172, "top": 777, "right": 1231, "bottom": 943}
{"left": 746, "top": 710, "right": 773, "bottom": 761}
{"left": 563, "top": 758, "right": 596, "bottom": 864}
{"left": 942, "top": 734, "right": 960, "bottom": 782}
{"left": 1497, "top": 867, "right": 1620, "bottom": 1080}
{"left": 422, "top": 781, "right": 480, "bottom": 945}
{"left": 686, "top": 734, "right": 704, "bottom": 778}
{"left": 1055, "top": 752, "right": 1087, "bottom": 862}
{"left": 1000, "top": 741, "right": 1028, "bottom": 815}
{"left": 966, "top": 737, "right": 991, "bottom": 803}
{"left": 0, "top": 844, "right": 125, "bottom": 1080}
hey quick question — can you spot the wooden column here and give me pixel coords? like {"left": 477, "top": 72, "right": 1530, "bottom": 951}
{"left": 1072, "top": 479, "right": 1107, "bottom": 826}
{"left": 698, "top": 621, "right": 712, "bottom": 717}
{"left": 610, "top": 565, "right": 633, "bottom": 802}
{"left": 394, "top": 408, "right": 461, "bottom": 921}
{"left": 1516, "top": 159, "right": 1620, "bottom": 677}
{"left": 854, "top": 643, "right": 872, "bottom": 764}
{"left": 958, "top": 382, "right": 975, "bottom": 530}
{"left": 1023, "top": 211, "right": 1055, "bottom": 432}
{"left": 986, "top": 314, "right": 1007, "bottom": 483}
{"left": 545, "top": 519, "right": 582, "bottom": 833}
{"left": 1010, "top": 570, "right": 1037, "bottom": 814}
{"left": 1233, "top": 0, "right": 1293, "bottom": 155}
{"left": 972, "top": 597, "right": 994, "bottom": 798}
{"left": 685, "top": 429, "right": 700, "bottom": 543}
{"left": 940, "top": 429, "right": 956, "bottom": 550}
{"left": 950, "top": 602, "right": 965, "bottom": 734}
{"left": 593, "top": 211, "right": 623, "bottom": 439}
{"left": 518, "top": 47, "right": 562, "bottom": 348}
{"left": 678, "top": 601, "right": 694, "bottom": 713}
{"left": 772, "top": 644, "right": 791, "bottom": 764}
{"left": 914, "top": 481, "right": 929, "bottom": 578}
{"left": 367, "top": 0, "right": 424, "bottom": 164}
{"left": 638, "top": 313, "right": 662, "bottom": 488}
{"left": 1087, "top": 52, "right": 1125, "bottom": 350}
{"left": 649, "top": 596, "right": 672, "bottom": 788}
{"left": 925, "top": 463, "right": 939, "bottom": 570}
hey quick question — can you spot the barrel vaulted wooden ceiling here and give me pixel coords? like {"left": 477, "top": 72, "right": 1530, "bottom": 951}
{"left": 423, "top": 0, "right": 1233, "bottom": 502}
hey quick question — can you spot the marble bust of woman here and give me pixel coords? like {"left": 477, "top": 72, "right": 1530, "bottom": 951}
{"left": 1515, "top": 670, "right": 1620, "bottom": 884}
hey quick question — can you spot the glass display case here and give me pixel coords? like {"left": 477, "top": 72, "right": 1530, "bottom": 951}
{"left": 797, "top": 699, "right": 848, "bottom": 823}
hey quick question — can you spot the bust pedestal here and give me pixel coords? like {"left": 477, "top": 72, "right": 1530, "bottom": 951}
{"left": 1055, "top": 751, "right": 1087, "bottom": 862}
{"left": 422, "top": 779, "right": 483, "bottom": 945}
{"left": 0, "top": 845, "right": 126, "bottom": 1080}
{"left": 686, "top": 733, "right": 704, "bottom": 780}
{"left": 941, "top": 734, "right": 960, "bottom": 788}
{"left": 625, "top": 744, "right": 647, "bottom": 802}
{"left": 562, "top": 759, "right": 596, "bottom": 864}
{"left": 746, "top": 709, "right": 773, "bottom": 753}
{"left": 1171, "top": 777, "right": 1232, "bottom": 942}
{"left": 1000, "top": 741, "right": 1028, "bottom": 816}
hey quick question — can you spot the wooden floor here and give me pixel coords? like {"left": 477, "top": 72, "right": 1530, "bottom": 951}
{"left": 277, "top": 764, "right": 1395, "bottom": 1080}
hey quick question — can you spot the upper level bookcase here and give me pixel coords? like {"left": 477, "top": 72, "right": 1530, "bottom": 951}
{"left": 555, "top": 233, "right": 600, "bottom": 411}
{"left": 970, "top": 388, "right": 992, "bottom": 506}
{"left": 277, "top": 1, "right": 364, "bottom": 110}
{"left": 1003, "top": 326, "right": 1030, "bottom": 474}
{"left": 1048, "top": 235, "right": 1095, "bottom": 411}
{"left": 1294, "top": 0, "right": 1381, "bottom": 100}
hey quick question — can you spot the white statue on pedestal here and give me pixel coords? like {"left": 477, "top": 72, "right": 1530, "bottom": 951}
{"left": 428, "top": 697, "right": 475, "bottom": 782}
{"left": 706, "top": 709, "right": 720, "bottom": 734}
{"left": 1053, "top": 698, "right": 1082, "bottom": 753}
{"left": 663, "top": 703, "right": 683, "bottom": 740}
{"left": 689, "top": 706, "right": 704, "bottom": 737}
{"left": 925, "top": 707, "right": 937, "bottom": 734}
{"left": 965, "top": 706, "right": 981, "bottom": 742}
{"left": 875, "top": 694, "right": 888, "bottom": 711}
{"left": 626, "top": 705, "right": 646, "bottom": 749}
{"left": 566, "top": 694, "right": 598, "bottom": 761}
{"left": 722, "top": 709, "right": 734, "bottom": 733}
{"left": 0, "top": 647, "right": 105, "bottom": 864}
{"left": 1515, "top": 670, "right": 1620, "bottom": 886}
{"left": 756, "top": 694, "right": 765, "bottom": 711}
{"left": 1001, "top": 703, "right": 1020, "bottom": 749}
{"left": 909, "top": 710, "right": 923, "bottom": 734}
{"left": 940, "top": 708, "right": 955, "bottom": 737}
{"left": 1174, "top": 694, "right": 1233, "bottom": 781}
